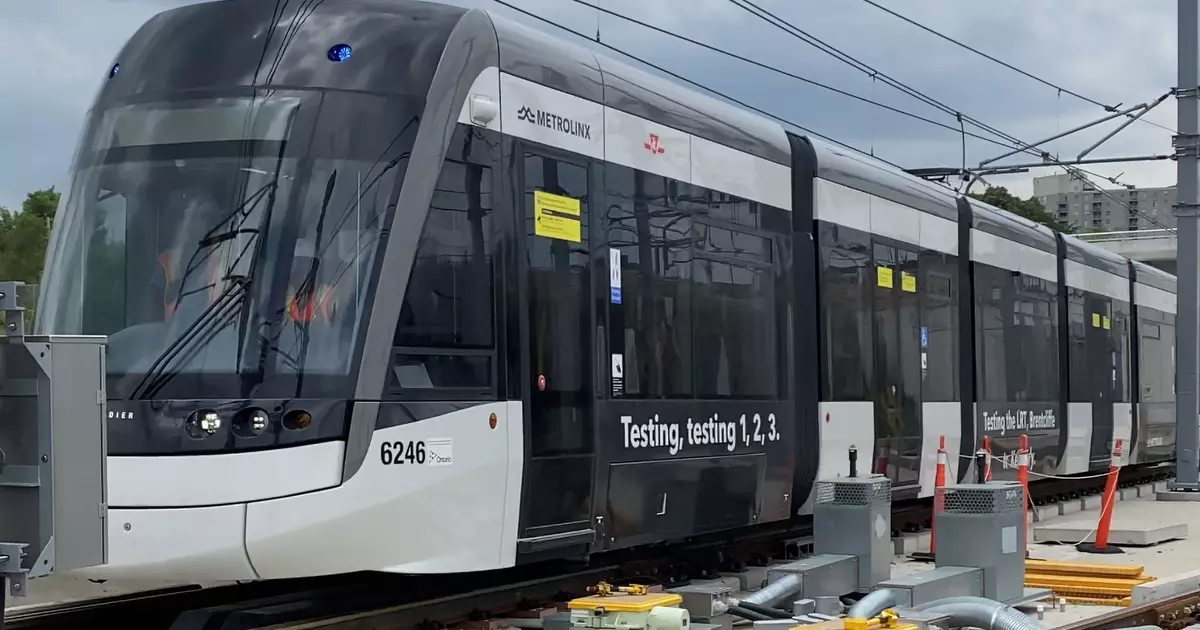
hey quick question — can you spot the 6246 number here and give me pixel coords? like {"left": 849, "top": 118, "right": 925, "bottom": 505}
{"left": 381, "top": 440, "right": 426, "bottom": 465}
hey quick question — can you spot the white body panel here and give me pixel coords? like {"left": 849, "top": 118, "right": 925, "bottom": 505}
{"left": 919, "top": 402, "right": 961, "bottom": 498}
{"left": 1065, "top": 259, "right": 1129, "bottom": 302}
{"left": 1065, "top": 403, "right": 1093, "bottom": 474}
{"left": 245, "top": 402, "right": 520, "bottom": 578}
{"left": 812, "top": 179, "right": 957, "bottom": 256}
{"left": 1134, "top": 282, "right": 1177, "bottom": 313}
{"left": 1113, "top": 402, "right": 1134, "bottom": 465}
{"left": 970, "top": 229, "right": 1057, "bottom": 282}
{"left": 83, "top": 403, "right": 521, "bottom": 581}
{"left": 77, "top": 504, "right": 257, "bottom": 581}
{"left": 798, "top": 401, "right": 873, "bottom": 515}
{"left": 108, "top": 441, "right": 344, "bottom": 507}
{"left": 815, "top": 401, "right": 874, "bottom": 482}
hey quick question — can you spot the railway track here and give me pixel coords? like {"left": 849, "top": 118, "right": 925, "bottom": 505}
{"left": 6, "top": 462, "right": 1176, "bottom": 630}
{"left": 1059, "top": 587, "right": 1200, "bottom": 630}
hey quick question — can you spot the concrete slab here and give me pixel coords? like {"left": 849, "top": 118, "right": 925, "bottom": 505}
{"left": 1034, "top": 522, "right": 1186, "bottom": 546}
{"left": 1058, "top": 499, "right": 1083, "bottom": 516}
{"left": 1132, "top": 567, "right": 1200, "bottom": 605}
{"left": 1118, "top": 487, "right": 1138, "bottom": 501}
{"left": 1158, "top": 490, "right": 1200, "bottom": 502}
{"left": 1136, "top": 483, "right": 1155, "bottom": 498}
{"left": 892, "top": 531, "right": 931, "bottom": 556}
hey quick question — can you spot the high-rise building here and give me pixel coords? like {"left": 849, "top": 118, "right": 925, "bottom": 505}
{"left": 1033, "top": 173, "right": 1176, "bottom": 231}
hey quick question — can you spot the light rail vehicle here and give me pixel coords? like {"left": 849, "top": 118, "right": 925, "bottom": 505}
{"left": 34, "top": 0, "right": 1178, "bottom": 582}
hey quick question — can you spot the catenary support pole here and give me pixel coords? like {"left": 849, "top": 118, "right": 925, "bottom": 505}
{"left": 1171, "top": 0, "right": 1200, "bottom": 492}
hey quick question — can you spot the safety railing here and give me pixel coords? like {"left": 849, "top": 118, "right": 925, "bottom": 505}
{"left": 1074, "top": 229, "right": 1176, "bottom": 243}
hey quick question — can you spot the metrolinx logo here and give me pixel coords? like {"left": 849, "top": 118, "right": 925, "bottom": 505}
{"left": 515, "top": 105, "right": 591, "bottom": 139}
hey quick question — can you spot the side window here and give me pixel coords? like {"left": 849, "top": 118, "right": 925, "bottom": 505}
{"left": 605, "top": 166, "right": 692, "bottom": 398}
{"left": 919, "top": 249, "right": 958, "bottom": 402}
{"left": 1113, "top": 300, "right": 1132, "bottom": 403}
{"left": 605, "top": 170, "right": 790, "bottom": 401}
{"left": 818, "top": 223, "right": 873, "bottom": 401}
{"left": 390, "top": 134, "right": 497, "bottom": 396}
{"left": 690, "top": 188, "right": 783, "bottom": 399}
{"left": 1068, "top": 288, "right": 1089, "bottom": 401}
{"left": 1013, "top": 277, "right": 1059, "bottom": 401}
{"left": 1137, "top": 307, "right": 1174, "bottom": 403}
{"left": 975, "top": 264, "right": 1008, "bottom": 401}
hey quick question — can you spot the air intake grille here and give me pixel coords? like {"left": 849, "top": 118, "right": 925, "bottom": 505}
{"left": 815, "top": 476, "right": 891, "bottom": 506}
{"left": 937, "top": 483, "right": 1023, "bottom": 515}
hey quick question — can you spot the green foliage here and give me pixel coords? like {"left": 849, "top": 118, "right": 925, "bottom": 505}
{"left": 968, "top": 186, "right": 1076, "bottom": 234}
{"left": 0, "top": 188, "right": 61, "bottom": 324}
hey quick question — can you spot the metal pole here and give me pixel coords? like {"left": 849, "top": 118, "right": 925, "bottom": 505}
{"left": 1171, "top": 0, "right": 1200, "bottom": 491}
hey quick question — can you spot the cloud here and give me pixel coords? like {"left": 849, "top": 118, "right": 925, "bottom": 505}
{"left": 0, "top": 0, "right": 1180, "bottom": 210}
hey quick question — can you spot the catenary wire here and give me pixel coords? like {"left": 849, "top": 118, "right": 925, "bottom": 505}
{"left": 491, "top": 0, "right": 907, "bottom": 170}
{"left": 857, "top": 0, "right": 1178, "bottom": 135}
{"left": 558, "top": 0, "right": 1033, "bottom": 152}
{"left": 727, "top": 0, "right": 1176, "bottom": 231}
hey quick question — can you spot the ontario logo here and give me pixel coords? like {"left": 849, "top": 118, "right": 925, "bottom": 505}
{"left": 515, "top": 105, "right": 591, "bottom": 139}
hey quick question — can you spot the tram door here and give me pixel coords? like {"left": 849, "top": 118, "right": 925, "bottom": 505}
{"left": 1085, "top": 296, "right": 1117, "bottom": 468}
{"left": 871, "top": 241, "right": 923, "bottom": 489}
{"left": 514, "top": 146, "right": 598, "bottom": 548}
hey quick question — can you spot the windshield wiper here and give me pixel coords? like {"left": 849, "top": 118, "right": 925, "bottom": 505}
{"left": 130, "top": 278, "right": 250, "bottom": 400}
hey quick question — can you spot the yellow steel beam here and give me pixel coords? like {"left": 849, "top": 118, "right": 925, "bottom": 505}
{"left": 1025, "top": 559, "right": 1145, "bottom": 579}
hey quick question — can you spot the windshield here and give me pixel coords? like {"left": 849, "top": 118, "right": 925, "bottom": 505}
{"left": 38, "top": 91, "right": 414, "bottom": 399}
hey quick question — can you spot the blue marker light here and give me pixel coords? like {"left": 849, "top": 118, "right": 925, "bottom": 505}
{"left": 327, "top": 44, "right": 352, "bottom": 63}
{"left": 109, "top": 63, "right": 120, "bottom": 79}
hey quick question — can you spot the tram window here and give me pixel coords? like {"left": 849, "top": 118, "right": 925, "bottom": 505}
{"left": 1015, "top": 277, "right": 1059, "bottom": 401}
{"left": 975, "top": 264, "right": 1060, "bottom": 402}
{"left": 919, "top": 249, "right": 958, "bottom": 402}
{"left": 975, "top": 265, "right": 1008, "bottom": 401}
{"left": 816, "top": 223, "right": 872, "bottom": 401}
{"left": 1113, "top": 300, "right": 1132, "bottom": 403}
{"left": 1068, "top": 289, "right": 1090, "bottom": 402}
{"left": 1138, "top": 308, "right": 1175, "bottom": 403}
{"left": 605, "top": 167, "right": 692, "bottom": 398}
{"left": 688, "top": 187, "right": 782, "bottom": 400}
{"left": 391, "top": 146, "right": 497, "bottom": 393}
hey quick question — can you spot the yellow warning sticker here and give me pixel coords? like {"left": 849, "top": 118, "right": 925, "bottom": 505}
{"left": 1102, "top": 316, "right": 1111, "bottom": 330}
{"left": 901, "top": 271, "right": 916, "bottom": 293}
{"left": 877, "top": 266, "right": 893, "bottom": 289}
{"left": 534, "top": 190, "right": 581, "bottom": 243}
{"left": 1092, "top": 313, "right": 1101, "bottom": 328}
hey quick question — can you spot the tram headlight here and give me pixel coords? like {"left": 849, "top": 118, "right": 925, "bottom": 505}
{"left": 232, "top": 408, "right": 270, "bottom": 438}
{"left": 186, "top": 409, "right": 221, "bottom": 439}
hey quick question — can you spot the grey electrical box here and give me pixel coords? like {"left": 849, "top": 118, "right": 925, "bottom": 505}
{"left": 873, "top": 566, "right": 983, "bottom": 607}
{"left": 813, "top": 475, "right": 892, "bottom": 591}
{"left": 934, "top": 483, "right": 1025, "bottom": 603}
{"left": 0, "top": 282, "right": 109, "bottom": 594}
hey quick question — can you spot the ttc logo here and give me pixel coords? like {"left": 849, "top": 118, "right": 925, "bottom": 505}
{"left": 517, "top": 106, "right": 535, "bottom": 123}
{"left": 644, "top": 133, "right": 664, "bottom": 154}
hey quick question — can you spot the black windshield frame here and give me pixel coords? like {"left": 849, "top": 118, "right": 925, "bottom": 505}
{"left": 38, "top": 88, "right": 424, "bottom": 401}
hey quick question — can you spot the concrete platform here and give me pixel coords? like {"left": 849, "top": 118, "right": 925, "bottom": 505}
{"left": 1034, "top": 520, "right": 1187, "bottom": 547}
{"left": 1157, "top": 489, "right": 1200, "bottom": 501}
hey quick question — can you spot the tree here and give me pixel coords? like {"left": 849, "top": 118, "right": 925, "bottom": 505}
{"left": 0, "top": 188, "right": 61, "bottom": 324}
{"left": 968, "top": 186, "right": 1076, "bottom": 234}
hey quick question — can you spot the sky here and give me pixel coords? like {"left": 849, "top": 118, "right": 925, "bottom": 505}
{"left": 0, "top": 0, "right": 1181, "bottom": 211}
